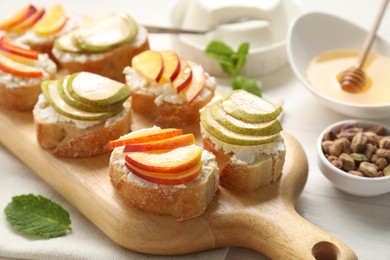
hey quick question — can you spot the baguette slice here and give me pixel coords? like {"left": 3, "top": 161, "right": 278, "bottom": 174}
{"left": 0, "top": 81, "right": 42, "bottom": 111}
{"left": 53, "top": 26, "right": 149, "bottom": 82}
{"left": 109, "top": 147, "right": 219, "bottom": 221}
{"left": 202, "top": 134, "right": 286, "bottom": 192}
{"left": 33, "top": 95, "right": 132, "bottom": 157}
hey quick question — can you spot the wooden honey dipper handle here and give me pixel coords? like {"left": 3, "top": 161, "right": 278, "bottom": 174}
{"left": 340, "top": 0, "right": 388, "bottom": 93}
{"left": 356, "top": 0, "right": 389, "bottom": 69}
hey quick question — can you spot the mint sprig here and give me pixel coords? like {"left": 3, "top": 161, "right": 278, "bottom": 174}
{"left": 205, "top": 41, "right": 261, "bottom": 96}
{"left": 4, "top": 194, "right": 71, "bottom": 238}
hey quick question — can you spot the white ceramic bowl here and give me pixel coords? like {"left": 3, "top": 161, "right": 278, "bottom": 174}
{"left": 317, "top": 119, "right": 390, "bottom": 197}
{"left": 170, "top": 0, "right": 300, "bottom": 77}
{"left": 287, "top": 11, "right": 390, "bottom": 119}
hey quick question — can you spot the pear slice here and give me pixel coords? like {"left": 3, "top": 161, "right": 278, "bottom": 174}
{"left": 58, "top": 75, "right": 125, "bottom": 113}
{"left": 200, "top": 107, "right": 280, "bottom": 146}
{"left": 222, "top": 90, "right": 282, "bottom": 123}
{"left": 66, "top": 72, "right": 130, "bottom": 106}
{"left": 54, "top": 28, "right": 83, "bottom": 53}
{"left": 42, "top": 80, "right": 122, "bottom": 121}
{"left": 210, "top": 101, "right": 282, "bottom": 136}
{"left": 73, "top": 13, "right": 138, "bottom": 52}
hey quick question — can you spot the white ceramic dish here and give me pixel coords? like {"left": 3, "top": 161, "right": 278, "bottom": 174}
{"left": 287, "top": 11, "right": 390, "bottom": 119}
{"left": 170, "top": 0, "right": 300, "bottom": 77}
{"left": 317, "top": 119, "right": 390, "bottom": 197}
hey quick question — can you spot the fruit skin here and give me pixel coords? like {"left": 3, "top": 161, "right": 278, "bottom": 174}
{"left": 9, "top": 8, "right": 45, "bottom": 33}
{"left": 172, "top": 60, "right": 192, "bottom": 93}
{"left": 200, "top": 107, "right": 280, "bottom": 146}
{"left": 125, "top": 145, "right": 203, "bottom": 173}
{"left": 66, "top": 72, "right": 130, "bottom": 106}
{"left": 72, "top": 13, "right": 138, "bottom": 52}
{"left": 125, "top": 161, "right": 202, "bottom": 185}
{"left": 159, "top": 50, "right": 180, "bottom": 83}
{"left": 0, "top": 37, "right": 43, "bottom": 60}
{"left": 0, "top": 54, "right": 43, "bottom": 78}
{"left": 41, "top": 80, "right": 122, "bottom": 121}
{"left": 123, "top": 134, "right": 195, "bottom": 152}
{"left": 210, "top": 101, "right": 283, "bottom": 136}
{"left": 132, "top": 50, "right": 164, "bottom": 83}
{"left": 222, "top": 90, "right": 282, "bottom": 123}
{"left": 108, "top": 128, "right": 183, "bottom": 149}
{"left": 33, "top": 4, "right": 67, "bottom": 36}
{"left": 58, "top": 75, "right": 124, "bottom": 113}
{"left": 0, "top": 5, "right": 37, "bottom": 30}
{"left": 182, "top": 60, "right": 205, "bottom": 103}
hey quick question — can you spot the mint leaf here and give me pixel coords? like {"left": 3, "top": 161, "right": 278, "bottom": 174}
{"left": 205, "top": 41, "right": 249, "bottom": 77}
{"left": 232, "top": 76, "right": 262, "bottom": 97}
{"left": 4, "top": 194, "right": 71, "bottom": 238}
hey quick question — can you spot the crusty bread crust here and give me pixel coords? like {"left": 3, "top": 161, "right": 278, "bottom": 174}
{"left": 202, "top": 137, "right": 286, "bottom": 192}
{"left": 131, "top": 84, "right": 216, "bottom": 128}
{"left": 0, "top": 82, "right": 42, "bottom": 111}
{"left": 53, "top": 30, "right": 149, "bottom": 82}
{"left": 33, "top": 99, "right": 132, "bottom": 157}
{"left": 109, "top": 148, "right": 219, "bottom": 221}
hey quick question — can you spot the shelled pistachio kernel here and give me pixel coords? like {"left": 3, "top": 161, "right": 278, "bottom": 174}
{"left": 322, "top": 121, "right": 390, "bottom": 178}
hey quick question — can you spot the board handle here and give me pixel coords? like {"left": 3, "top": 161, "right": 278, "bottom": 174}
{"left": 245, "top": 203, "right": 358, "bottom": 260}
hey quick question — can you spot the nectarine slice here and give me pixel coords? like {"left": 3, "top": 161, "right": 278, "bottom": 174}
{"left": 123, "top": 133, "right": 195, "bottom": 152}
{"left": 10, "top": 8, "right": 45, "bottom": 33}
{"left": 182, "top": 60, "right": 205, "bottom": 103}
{"left": 132, "top": 50, "right": 164, "bottom": 83}
{"left": 0, "top": 4, "right": 37, "bottom": 30}
{"left": 0, "top": 54, "right": 43, "bottom": 78}
{"left": 159, "top": 50, "right": 180, "bottom": 83}
{"left": 0, "top": 37, "right": 43, "bottom": 60}
{"left": 125, "top": 144, "right": 202, "bottom": 173}
{"left": 108, "top": 128, "right": 183, "bottom": 149}
{"left": 33, "top": 4, "right": 67, "bottom": 36}
{"left": 172, "top": 60, "right": 192, "bottom": 93}
{"left": 125, "top": 161, "right": 202, "bottom": 185}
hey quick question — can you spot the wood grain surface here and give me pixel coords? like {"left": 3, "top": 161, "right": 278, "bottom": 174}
{"left": 0, "top": 107, "right": 357, "bottom": 260}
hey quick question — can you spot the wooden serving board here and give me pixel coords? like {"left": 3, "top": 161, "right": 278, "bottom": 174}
{"left": 0, "top": 107, "right": 357, "bottom": 259}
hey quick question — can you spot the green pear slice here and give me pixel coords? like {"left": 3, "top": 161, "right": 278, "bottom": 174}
{"left": 210, "top": 101, "right": 283, "bottom": 136}
{"left": 222, "top": 90, "right": 282, "bottom": 123}
{"left": 66, "top": 72, "right": 130, "bottom": 106}
{"left": 42, "top": 80, "right": 122, "bottom": 121}
{"left": 58, "top": 75, "right": 125, "bottom": 113}
{"left": 54, "top": 28, "right": 82, "bottom": 53}
{"left": 200, "top": 107, "right": 280, "bottom": 146}
{"left": 73, "top": 13, "right": 138, "bottom": 52}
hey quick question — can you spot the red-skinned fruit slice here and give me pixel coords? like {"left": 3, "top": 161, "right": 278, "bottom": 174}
{"left": 125, "top": 161, "right": 202, "bottom": 185}
{"left": 0, "top": 37, "right": 43, "bottom": 60}
{"left": 124, "top": 144, "right": 202, "bottom": 173}
{"left": 0, "top": 54, "right": 43, "bottom": 78}
{"left": 182, "top": 60, "right": 205, "bottom": 103}
{"left": 0, "top": 4, "right": 37, "bottom": 30}
{"left": 172, "top": 60, "right": 192, "bottom": 93}
{"left": 33, "top": 4, "right": 67, "bottom": 36}
{"left": 108, "top": 128, "right": 183, "bottom": 149}
{"left": 9, "top": 8, "right": 45, "bottom": 33}
{"left": 131, "top": 50, "right": 164, "bottom": 83}
{"left": 159, "top": 50, "right": 180, "bottom": 83}
{"left": 123, "top": 133, "right": 195, "bottom": 152}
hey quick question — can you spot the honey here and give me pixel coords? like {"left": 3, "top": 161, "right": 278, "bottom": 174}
{"left": 306, "top": 49, "right": 390, "bottom": 105}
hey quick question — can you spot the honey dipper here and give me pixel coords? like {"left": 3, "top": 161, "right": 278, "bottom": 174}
{"left": 339, "top": 0, "right": 389, "bottom": 93}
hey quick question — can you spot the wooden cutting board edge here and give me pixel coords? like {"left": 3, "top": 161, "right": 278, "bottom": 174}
{"left": 0, "top": 108, "right": 357, "bottom": 259}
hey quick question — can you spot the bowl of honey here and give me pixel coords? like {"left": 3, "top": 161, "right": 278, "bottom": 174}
{"left": 287, "top": 11, "right": 390, "bottom": 119}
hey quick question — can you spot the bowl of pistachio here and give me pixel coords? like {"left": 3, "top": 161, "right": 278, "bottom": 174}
{"left": 317, "top": 119, "right": 390, "bottom": 196}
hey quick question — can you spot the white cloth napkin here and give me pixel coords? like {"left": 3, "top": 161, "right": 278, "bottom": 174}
{"left": 0, "top": 144, "right": 228, "bottom": 260}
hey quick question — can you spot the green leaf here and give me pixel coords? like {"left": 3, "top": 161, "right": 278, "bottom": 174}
{"left": 205, "top": 41, "right": 234, "bottom": 57}
{"left": 4, "top": 194, "right": 71, "bottom": 239}
{"left": 232, "top": 76, "right": 262, "bottom": 97}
